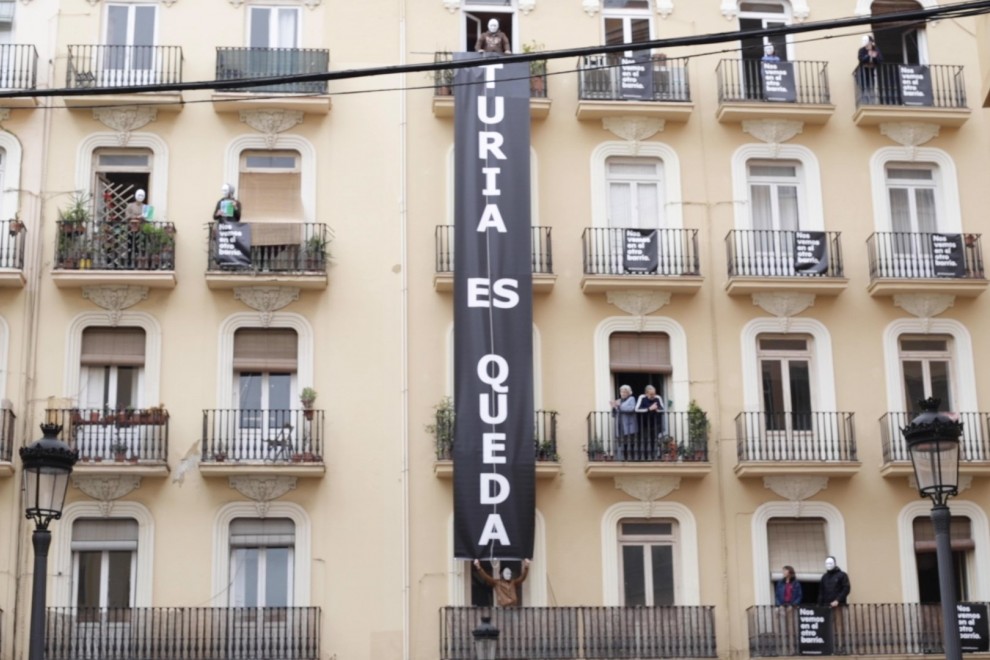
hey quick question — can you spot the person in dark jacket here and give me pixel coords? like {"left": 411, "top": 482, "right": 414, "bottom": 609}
{"left": 819, "top": 556, "right": 851, "bottom": 651}
{"left": 775, "top": 565, "right": 803, "bottom": 606}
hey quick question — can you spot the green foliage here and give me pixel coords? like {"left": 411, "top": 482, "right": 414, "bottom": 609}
{"left": 140, "top": 223, "right": 175, "bottom": 252}
{"left": 522, "top": 41, "right": 547, "bottom": 76}
{"left": 688, "top": 400, "right": 709, "bottom": 449}
{"left": 300, "top": 387, "right": 318, "bottom": 404}
{"left": 426, "top": 396, "right": 455, "bottom": 458}
{"left": 58, "top": 193, "right": 93, "bottom": 224}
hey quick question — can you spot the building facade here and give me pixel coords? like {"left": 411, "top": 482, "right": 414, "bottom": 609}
{"left": 0, "top": 0, "right": 989, "bottom": 659}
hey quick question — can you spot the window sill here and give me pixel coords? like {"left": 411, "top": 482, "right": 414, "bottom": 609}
{"left": 853, "top": 104, "right": 970, "bottom": 127}
{"left": 867, "top": 277, "right": 987, "bottom": 298}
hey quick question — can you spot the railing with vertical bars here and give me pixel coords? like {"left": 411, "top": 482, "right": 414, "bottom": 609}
{"left": 586, "top": 411, "right": 708, "bottom": 463}
{"left": 726, "top": 230, "right": 843, "bottom": 278}
{"left": 0, "top": 44, "right": 38, "bottom": 90}
{"left": 66, "top": 45, "right": 183, "bottom": 88}
{"left": 215, "top": 48, "right": 329, "bottom": 94}
{"left": 578, "top": 55, "right": 691, "bottom": 102}
{"left": 880, "top": 411, "right": 990, "bottom": 463}
{"left": 852, "top": 63, "right": 966, "bottom": 108}
{"left": 583, "top": 227, "right": 700, "bottom": 277}
{"left": 201, "top": 409, "right": 324, "bottom": 464}
{"left": 867, "top": 232, "right": 984, "bottom": 280}
{"left": 716, "top": 59, "right": 831, "bottom": 104}
{"left": 735, "top": 411, "right": 856, "bottom": 462}
{"left": 434, "top": 225, "right": 553, "bottom": 275}
{"left": 46, "top": 408, "right": 169, "bottom": 464}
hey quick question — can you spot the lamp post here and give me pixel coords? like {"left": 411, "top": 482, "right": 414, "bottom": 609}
{"left": 20, "top": 423, "right": 78, "bottom": 660}
{"left": 901, "top": 397, "right": 963, "bottom": 660}
{"left": 472, "top": 615, "right": 500, "bottom": 660}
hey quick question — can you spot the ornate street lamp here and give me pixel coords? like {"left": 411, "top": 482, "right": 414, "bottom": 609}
{"left": 20, "top": 423, "right": 78, "bottom": 660}
{"left": 901, "top": 398, "right": 962, "bottom": 660}
{"left": 472, "top": 615, "right": 500, "bottom": 660}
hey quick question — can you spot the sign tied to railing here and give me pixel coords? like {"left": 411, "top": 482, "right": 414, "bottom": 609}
{"left": 794, "top": 231, "right": 828, "bottom": 275}
{"left": 216, "top": 222, "right": 252, "bottom": 267}
{"left": 931, "top": 233, "right": 964, "bottom": 278}
{"left": 452, "top": 54, "right": 535, "bottom": 560}
{"left": 761, "top": 61, "right": 796, "bottom": 102}
{"left": 959, "top": 603, "right": 990, "bottom": 653}
{"left": 624, "top": 229, "right": 659, "bottom": 273}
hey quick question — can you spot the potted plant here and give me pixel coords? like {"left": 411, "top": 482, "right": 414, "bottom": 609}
{"left": 58, "top": 193, "right": 92, "bottom": 235}
{"left": 111, "top": 441, "right": 128, "bottom": 462}
{"left": 305, "top": 234, "right": 328, "bottom": 270}
{"left": 425, "top": 396, "right": 455, "bottom": 459}
{"left": 300, "top": 387, "right": 317, "bottom": 419}
{"left": 213, "top": 443, "right": 228, "bottom": 462}
{"left": 433, "top": 51, "right": 454, "bottom": 95}
{"left": 140, "top": 223, "right": 175, "bottom": 269}
{"left": 587, "top": 439, "right": 606, "bottom": 462}
{"left": 687, "top": 400, "right": 710, "bottom": 461}
{"left": 8, "top": 216, "right": 24, "bottom": 236}
{"left": 523, "top": 41, "right": 547, "bottom": 95}
{"left": 147, "top": 404, "right": 168, "bottom": 425}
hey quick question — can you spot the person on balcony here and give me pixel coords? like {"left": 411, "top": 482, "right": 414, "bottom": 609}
{"left": 636, "top": 384, "right": 666, "bottom": 455}
{"left": 472, "top": 559, "right": 530, "bottom": 607}
{"left": 125, "top": 189, "right": 149, "bottom": 225}
{"left": 857, "top": 35, "right": 883, "bottom": 104}
{"left": 476, "top": 18, "right": 511, "bottom": 54}
{"left": 775, "top": 565, "right": 803, "bottom": 606}
{"left": 213, "top": 183, "right": 242, "bottom": 222}
{"left": 819, "top": 556, "right": 851, "bottom": 652}
{"left": 761, "top": 44, "right": 780, "bottom": 63}
{"left": 611, "top": 384, "right": 639, "bottom": 460}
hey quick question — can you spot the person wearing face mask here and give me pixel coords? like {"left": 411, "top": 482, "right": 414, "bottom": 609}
{"left": 819, "top": 556, "right": 851, "bottom": 651}
{"left": 213, "top": 183, "right": 242, "bottom": 222}
{"left": 472, "top": 558, "right": 531, "bottom": 606}
{"left": 856, "top": 34, "right": 883, "bottom": 103}
{"left": 475, "top": 18, "right": 511, "bottom": 54}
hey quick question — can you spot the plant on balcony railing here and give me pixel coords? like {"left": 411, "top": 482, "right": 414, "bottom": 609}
{"left": 587, "top": 409, "right": 709, "bottom": 462}
{"left": 429, "top": 400, "right": 559, "bottom": 462}
{"left": 47, "top": 407, "right": 169, "bottom": 463}
{"left": 522, "top": 41, "right": 548, "bottom": 97}
{"left": 201, "top": 409, "right": 325, "bottom": 463}
{"left": 433, "top": 51, "right": 455, "bottom": 95}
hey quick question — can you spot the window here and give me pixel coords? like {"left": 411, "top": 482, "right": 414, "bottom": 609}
{"left": 233, "top": 328, "right": 297, "bottom": 431}
{"left": 238, "top": 150, "right": 303, "bottom": 221}
{"left": 870, "top": 0, "right": 927, "bottom": 65}
{"left": 767, "top": 517, "right": 826, "bottom": 604}
{"left": 609, "top": 332, "right": 669, "bottom": 402}
{"left": 758, "top": 335, "right": 812, "bottom": 433}
{"left": 913, "top": 516, "right": 971, "bottom": 602}
{"left": 462, "top": 2, "right": 514, "bottom": 53}
{"left": 748, "top": 161, "right": 802, "bottom": 232}
{"left": 618, "top": 519, "right": 677, "bottom": 606}
{"left": 738, "top": 2, "right": 790, "bottom": 60}
{"left": 94, "top": 148, "right": 153, "bottom": 222}
{"left": 229, "top": 517, "right": 295, "bottom": 607}
{"left": 72, "top": 518, "right": 138, "bottom": 618}
{"left": 0, "top": 148, "right": 6, "bottom": 219}
{"left": 104, "top": 4, "right": 157, "bottom": 73}
{"left": 80, "top": 327, "right": 146, "bottom": 410}
{"left": 603, "top": 0, "right": 652, "bottom": 53}
{"left": 899, "top": 336, "right": 952, "bottom": 411}
{"left": 886, "top": 164, "right": 938, "bottom": 235}
{"left": 249, "top": 6, "right": 299, "bottom": 48}
{"left": 606, "top": 157, "right": 663, "bottom": 229}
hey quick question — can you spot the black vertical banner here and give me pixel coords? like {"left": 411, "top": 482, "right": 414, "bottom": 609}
{"left": 453, "top": 55, "right": 535, "bottom": 560}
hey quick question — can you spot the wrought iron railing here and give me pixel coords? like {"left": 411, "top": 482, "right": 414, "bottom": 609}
{"left": 716, "top": 59, "right": 830, "bottom": 104}
{"left": 201, "top": 409, "right": 324, "bottom": 463}
{"left": 735, "top": 411, "right": 856, "bottom": 462}
{"left": 0, "top": 44, "right": 38, "bottom": 89}
{"left": 583, "top": 227, "right": 700, "bottom": 277}
{"left": 432, "top": 51, "right": 548, "bottom": 99}
{"left": 47, "top": 408, "right": 169, "bottom": 463}
{"left": 880, "top": 411, "right": 990, "bottom": 463}
{"left": 216, "top": 48, "right": 329, "bottom": 94}
{"left": 867, "top": 232, "right": 984, "bottom": 280}
{"left": 432, "top": 409, "right": 558, "bottom": 461}
{"left": 853, "top": 63, "right": 966, "bottom": 108}
{"left": 207, "top": 222, "right": 330, "bottom": 273}
{"left": 726, "top": 230, "right": 843, "bottom": 278}
{"left": 441, "top": 606, "right": 716, "bottom": 660}
{"left": 46, "top": 607, "right": 321, "bottom": 660}
{"left": 0, "top": 218, "right": 27, "bottom": 270}
{"left": 0, "top": 408, "right": 11, "bottom": 462}
{"left": 586, "top": 410, "right": 709, "bottom": 462}
{"left": 67, "top": 45, "right": 183, "bottom": 88}
{"left": 55, "top": 220, "right": 176, "bottom": 271}
{"left": 434, "top": 225, "right": 552, "bottom": 274}
{"left": 577, "top": 55, "right": 691, "bottom": 102}
{"left": 747, "top": 603, "right": 958, "bottom": 657}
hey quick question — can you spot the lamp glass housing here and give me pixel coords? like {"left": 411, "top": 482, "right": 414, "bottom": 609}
{"left": 908, "top": 436, "right": 959, "bottom": 498}
{"left": 19, "top": 424, "right": 78, "bottom": 529}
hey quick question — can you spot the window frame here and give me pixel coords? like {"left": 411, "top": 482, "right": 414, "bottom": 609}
{"left": 732, "top": 144, "right": 823, "bottom": 231}
{"left": 617, "top": 518, "right": 679, "bottom": 606}
{"left": 746, "top": 159, "right": 804, "bottom": 232}
{"left": 462, "top": 1, "right": 516, "bottom": 55}
{"left": 869, "top": 148, "right": 961, "bottom": 234}
{"left": 884, "top": 162, "right": 941, "bottom": 235}
{"left": 605, "top": 156, "right": 665, "bottom": 229}
{"left": 247, "top": 5, "right": 301, "bottom": 49}
{"left": 591, "top": 142, "right": 683, "bottom": 230}
{"left": 897, "top": 335, "right": 954, "bottom": 411}
{"left": 882, "top": 319, "right": 976, "bottom": 415}
{"left": 602, "top": 0, "right": 653, "bottom": 55}
{"left": 737, "top": 0, "right": 793, "bottom": 61}
{"left": 103, "top": 2, "right": 159, "bottom": 48}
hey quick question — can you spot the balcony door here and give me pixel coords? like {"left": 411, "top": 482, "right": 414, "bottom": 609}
{"left": 230, "top": 518, "right": 295, "bottom": 636}
{"left": 738, "top": 1, "right": 790, "bottom": 97}
{"left": 618, "top": 519, "right": 677, "bottom": 606}
{"left": 758, "top": 336, "right": 816, "bottom": 459}
{"left": 233, "top": 328, "right": 298, "bottom": 460}
{"left": 886, "top": 164, "right": 938, "bottom": 277}
{"left": 103, "top": 4, "right": 157, "bottom": 84}
{"left": 249, "top": 7, "right": 300, "bottom": 48}
{"left": 606, "top": 157, "right": 667, "bottom": 273}
{"left": 899, "top": 336, "right": 952, "bottom": 412}
{"left": 871, "top": 0, "right": 928, "bottom": 65}
{"left": 747, "top": 161, "right": 803, "bottom": 275}
{"left": 72, "top": 518, "right": 137, "bottom": 633}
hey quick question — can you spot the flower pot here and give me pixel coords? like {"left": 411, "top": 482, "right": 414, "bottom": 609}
{"left": 9, "top": 221, "right": 24, "bottom": 235}
{"left": 89, "top": 411, "right": 100, "bottom": 422}
{"left": 303, "top": 409, "right": 314, "bottom": 421}
{"left": 114, "top": 453, "right": 126, "bottom": 462}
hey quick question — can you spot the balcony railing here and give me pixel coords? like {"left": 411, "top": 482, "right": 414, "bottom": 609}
{"left": 432, "top": 409, "right": 558, "bottom": 461}
{"left": 880, "top": 411, "right": 990, "bottom": 463}
{"left": 216, "top": 48, "right": 329, "bottom": 94}
{"left": 432, "top": 51, "right": 548, "bottom": 99}
{"left": 726, "top": 230, "right": 843, "bottom": 278}
{"left": 586, "top": 411, "right": 709, "bottom": 462}
{"left": 47, "top": 408, "right": 169, "bottom": 463}
{"left": 748, "top": 603, "right": 958, "bottom": 657}
{"left": 434, "top": 225, "right": 553, "bottom": 274}
{"left": 583, "top": 227, "right": 700, "bottom": 277}
{"left": 0, "top": 218, "right": 27, "bottom": 270}
{"left": 578, "top": 55, "right": 691, "bottom": 102}
{"left": 867, "top": 232, "right": 985, "bottom": 280}
{"left": 853, "top": 63, "right": 966, "bottom": 108}
{"left": 55, "top": 220, "right": 176, "bottom": 271}
{"left": 736, "top": 411, "right": 856, "bottom": 462}
{"left": 207, "top": 222, "right": 330, "bottom": 274}
{"left": 716, "top": 59, "right": 830, "bottom": 104}
{"left": 46, "top": 607, "right": 321, "bottom": 660}
{"left": 441, "top": 606, "right": 716, "bottom": 660}
{"left": 201, "top": 409, "right": 324, "bottom": 463}
{"left": 0, "top": 407, "right": 12, "bottom": 463}
{"left": 0, "top": 44, "right": 38, "bottom": 89}
{"left": 67, "top": 45, "right": 183, "bottom": 88}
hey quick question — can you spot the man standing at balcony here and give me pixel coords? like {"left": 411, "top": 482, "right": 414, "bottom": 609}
{"left": 476, "top": 19, "right": 511, "bottom": 54}
{"left": 819, "top": 556, "right": 851, "bottom": 653}
{"left": 213, "top": 183, "right": 242, "bottom": 222}
{"left": 473, "top": 559, "right": 530, "bottom": 607}
{"left": 857, "top": 35, "right": 883, "bottom": 103}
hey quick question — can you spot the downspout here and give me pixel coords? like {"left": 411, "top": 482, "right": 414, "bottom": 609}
{"left": 398, "top": 1, "right": 410, "bottom": 659}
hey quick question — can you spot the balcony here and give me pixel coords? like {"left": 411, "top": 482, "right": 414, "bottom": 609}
{"left": 715, "top": 59, "right": 834, "bottom": 124}
{"left": 65, "top": 45, "right": 184, "bottom": 110}
{"left": 575, "top": 55, "right": 693, "bottom": 122}
{"left": 205, "top": 222, "right": 330, "bottom": 290}
{"left": 432, "top": 409, "right": 560, "bottom": 479}
{"left": 213, "top": 48, "right": 331, "bottom": 114}
{"left": 725, "top": 230, "right": 847, "bottom": 295}
{"left": 441, "top": 606, "right": 716, "bottom": 660}
{"left": 734, "top": 411, "right": 859, "bottom": 477}
{"left": 47, "top": 407, "right": 170, "bottom": 477}
{"left": 880, "top": 411, "right": 990, "bottom": 477}
{"left": 0, "top": 408, "right": 14, "bottom": 477}
{"left": 866, "top": 232, "right": 987, "bottom": 297}
{"left": 433, "top": 225, "right": 554, "bottom": 292}
{"left": 52, "top": 219, "right": 177, "bottom": 289}
{"left": 852, "top": 63, "right": 970, "bottom": 127}
{"left": 581, "top": 227, "right": 702, "bottom": 294}
{"left": 585, "top": 411, "right": 711, "bottom": 478}
{"left": 748, "top": 603, "right": 959, "bottom": 656}
{"left": 0, "top": 218, "right": 26, "bottom": 286}
{"left": 431, "top": 51, "right": 550, "bottom": 119}
{"left": 200, "top": 409, "right": 325, "bottom": 477}
{"left": 46, "top": 606, "right": 321, "bottom": 660}
{"left": 0, "top": 44, "right": 39, "bottom": 107}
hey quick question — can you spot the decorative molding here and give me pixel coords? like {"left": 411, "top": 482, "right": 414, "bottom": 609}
{"left": 751, "top": 292, "right": 815, "bottom": 330}
{"left": 793, "top": 5, "right": 810, "bottom": 21}
{"left": 614, "top": 475, "right": 681, "bottom": 505}
{"left": 228, "top": 476, "right": 298, "bottom": 517}
{"left": 606, "top": 291, "right": 671, "bottom": 330}
{"left": 656, "top": 0, "right": 673, "bottom": 18}
{"left": 879, "top": 122, "right": 940, "bottom": 160}
{"left": 233, "top": 287, "right": 300, "bottom": 326}
{"left": 720, "top": 0, "right": 737, "bottom": 19}
{"left": 442, "top": 0, "right": 459, "bottom": 12}
{"left": 583, "top": 0, "right": 600, "bottom": 16}
{"left": 722, "top": 1, "right": 808, "bottom": 21}
{"left": 0, "top": 109, "right": 10, "bottom": 124}
{"left": 893, "top": 293, "right": 954, "bottom": 330}
{"left": 92, "top": 107, "right": 158, "bottom": 146}
{"left": 239, "top": 110, "right": 305, "bottom": 149}
{"left": 82, "top": 286, "right": 149, "bottom": 325}
{"left": 602, "top": 117, "right": 665, "bottom": 152}
{"left": 518, "top": 0, "right": 535, "bottom": 14}
{"left": 302, "top": 0, "right": 322, "bottom": 7}
{"left": 162, "top": 0, "right": 177, "bottom": 6}
{"left": 763, "top": 475, "right": 828, "bottom": 502}
{"left": 742, "top": 119, "right": 804, "bottom": 157}
{"left": 228, "top": 0, "right": 244, "bottom": 6}
{"left": 72, "top": 475, "right": 143, "bottom": 516}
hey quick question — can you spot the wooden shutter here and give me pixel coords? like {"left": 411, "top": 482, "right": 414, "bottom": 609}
{"left": 230, "top": 517, "right": 295, "bottom": 547}
{"left": 913, "top": 517, "right": 973, "bottom": 552}
{"left": 233, "top": 328, "right": 298, "bottom": 371}
{"left": 767, "top": 519, "right": 828, "bottom": 578}
{"left": 80, "top": 327, "right": 146, "bottom": 367}
{"left": 609, "top": 332, "right": 671, "bottom": 373}
{"left": 71, "top": 518, "right": 139, "bottom": 551}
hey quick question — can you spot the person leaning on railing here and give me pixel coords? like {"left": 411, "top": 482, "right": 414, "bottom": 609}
{"left": 213, "top": 182, "right": 242, "bottom": 222}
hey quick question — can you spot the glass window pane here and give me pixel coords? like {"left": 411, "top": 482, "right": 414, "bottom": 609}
{"left": 133, "top": 6, "right": 155, "bottom": 48}
{"left": 902, "top": 361, "right": 926, "bottom": 411}
{"left": 265, "top": 547, "right": 291, "bottom": 606}
{"left": 76, "top": 551, "right": 103, "bottom": 608}
{"left": 106, "top": 551, "right": 132, "bottom": 608}
{"left": 105, "top": 5, "right": 128, "bottom": 46}
{"left": 276, "top": 8, "right": 297, "bottom": 47}
{"left": 622, "top": 545, "right": 646, "bottom": 606}
{"left": 630, "top": 18, "right": 650, "bottom": 43}
{"left": 761, "top": 360, "right": 785, "bottom": 427}
{"left": 637, "top": 183, "right": 660, "bottom": 226}
{"left": 901, "top": 339, "right": 948, "bottom": 352}
{"left": 239, "top": 373, "right": 262, "bottom": 428}
{"left": 608, "top": 160, "right": 658, "bottom": 178}
{"left": 789, "top": 360, "right": 812, "bottom": 429}
{"left": 651, "top": 545, "right": 675, "bottom": 606}
{"left": 605, "top": 0, "right": 650, "bottom": 8}
{"left": 608, "top": 182, "right": 632, "bottom": 227}
{"left": 887, "top": 167, "right": 933, "bottom": 181}
{"left": 232, "top": 548, "right": 260, "bottom": 607}
{"left": 759, "top": 338, "right": 807, "bottom": 351}
{"left": 930, "top": 361, "right": 951, "bottom": 409}
{"left": 750, "top": 185, "right": 773, "bottom": 230}
{"left": 250, "top": 7, "right": 270, "bottom": 48}
{"left": 750, "top": 164, "right": 797, "bottom": 178}
{"left": 778, "top": 185, "right": 799, "bottom": 231}
{"left": 888, "top": 188, "right": 912, "bottom": 233}
{"left": 915, "top": 188, "right": 937, "bottom": 234}
{"left": 98, "top": 154, "right": 150, "bottom": 168}
{"left": 622, "top": 522, "right": 673, "bottom": 536}
{"left": 604, "top": 17, "right": 625, "bottom": 46}
{"left": 115, "top": 366, "right": 136, "bottom": 409}
{"left": 269, "top": 374, "right": 292, "bottom": 429}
